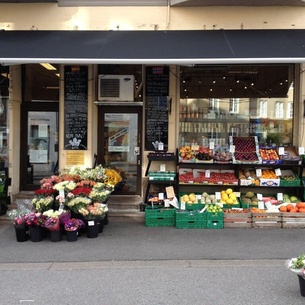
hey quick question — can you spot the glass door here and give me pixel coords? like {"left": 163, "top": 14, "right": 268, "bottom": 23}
{"left": 20, "top": 102, "right": 59, "bottom": 191}
{"left": 98, "top": 106, "right": 142, "bottom": 195}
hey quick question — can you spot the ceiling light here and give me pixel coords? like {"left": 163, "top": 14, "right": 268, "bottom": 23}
{"left": 40, "top": 63, "right": 57, "bottom": 71}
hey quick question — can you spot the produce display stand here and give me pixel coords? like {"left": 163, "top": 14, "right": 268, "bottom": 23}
{"left": 145, "top": 206, "right": 176, "bottom": 227}
{"left": 223, "top": 210, "right": 252, "bottom": 228}
{"left": 251, "top": 212, "right": 282, "bottom": 228}
{"left": 282, "top": 212, "right": 305, "bottom": 228}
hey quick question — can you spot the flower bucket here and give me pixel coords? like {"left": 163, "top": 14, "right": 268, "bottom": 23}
{"left": 298, "top": 276, "right": 305, "bottom": 297}
{"left": 50, "top": 230, "right": 62, "bottom": 242}
{"left": 14, "top": 225, "right": 28, "bottom": 242}
{"left": 85, "top": 219, "right": 99, "bottom": 238}
{"left": 29, "top": 227, "right": 43, "bottom": 242}
{"left": 66, "top": 230, "right": 78, "bottom": 242}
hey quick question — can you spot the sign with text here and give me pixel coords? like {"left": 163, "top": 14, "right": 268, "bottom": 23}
{"left": 64, "top": 66, "right": 88, "bottom": 150}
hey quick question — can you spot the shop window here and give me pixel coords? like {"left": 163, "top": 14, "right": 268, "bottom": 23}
{"left": 179, "top": 64, "right": 295, "bottom": 146}
{"left": 259, "top": 100, "right": 267, "bottom": 118}
{"left": 229, "top": 98, "right": 239, "bottom": 114}
{"left": 275, "top": 102, "right": 284, "bottom": 119}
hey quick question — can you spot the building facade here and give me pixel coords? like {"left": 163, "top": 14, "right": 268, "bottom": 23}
{"left": 1, "top": 1, "right": 305, "bottom": 199}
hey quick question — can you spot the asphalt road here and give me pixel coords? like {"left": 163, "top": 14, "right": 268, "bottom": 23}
{"left": 0, "top": 222, "right": 305, "bottom": 304}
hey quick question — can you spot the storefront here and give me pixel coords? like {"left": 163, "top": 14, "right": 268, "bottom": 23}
{"left": 0, "top": 29, "right": 305, "bottom": 197}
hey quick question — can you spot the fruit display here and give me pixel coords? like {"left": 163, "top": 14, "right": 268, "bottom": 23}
{"left": 194, "top": 146, "right": 213, "bottom": 162}
{"left": 180, "top": 193, "right": 198, "bottom": 204}
{"left": 239, "top": 168, "right": 259, "bottom": 186}
{"left": 230, "top": 136, "right": 261, "bottom": 163}
{"left": 179, "top": 169, "right": 238, "bottom": 185}
{"left": 259, "top": 147, "right": 281, "bottom": 164}
{"left": 179, "top": 146, "right": 195, "bottom": 162}
{"left": 240, "top": 191, "right": 259, "bottom": 206}
{"left": 278, "top": 147, "right": 301, "bottom": 164}
{"left": 206, "top": 204, "right": 223, "bottom": 213}
{"left": 224, "top": 209, "right": 251, "bottom": 214}
{"left": 279, "top": 202, "right": 305, "bottom": 213}
{"left": 201, "top": 192, "right": 217, "bottom": 204}
{"left": 213, "top": 145, "right": 232, "bottom": 163}
{"left": 220, "top": 188, "right": 239, "bottom": 205}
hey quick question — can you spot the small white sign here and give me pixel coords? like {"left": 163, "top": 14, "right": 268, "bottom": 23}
{"left": 257, "top": 193, "right": 263, "bottom": 201}
{"left": 277, "top": 193, "right": 283, "bottom": 201}
{"left": 88, "top": 221, "right": 95, "bottom": 226}
{"left": 256, "top": 169, "right": 262, "bottom": 177}
{"left": 278, "top": 147, "right": 285, "bottom": 155}
{"left": 275, "top": 168, "right": 281, "bottom": 176}
{"left": 205, "top": 170, "right": 210, "bottom": 178}
{"left": 209, "top": 141, "right": 214, "bottom": 150}
{"left": 215, "top": 192, "right": 221, "bottom": 200}
{"left": 160, "top": 164, "right": 166, "bottom": 172}
{"left": 258, "top": 201, "right": 264, "bottom": 210}
{"left": 158, "top": 192, "right": 164, "bottom": 200}
{"left": 299, "top": 147, "right": 305, "bottom": 155}
{"left": 265, "top": 201, "right": 272, "bottom": 210}
{"left": 229, "top": 145, "right": 235, "bottom": 153}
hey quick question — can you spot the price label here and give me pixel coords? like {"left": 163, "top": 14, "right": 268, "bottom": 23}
{"left": 275, "top": 168, "right": 281, "bottom": 176}
{"left": 191, "top": 144, "right": 199, "bottom": 151}
{"left": 299, "top": 147, "right": 305, "bottom": 155}
{"left": 278, "top": 147, "right": 285, "bottom": 155}
{"left": 158, "top": 192, "right": 164, "bottom": 200}
{"left": 59, "top": 190, "right": 65, "bottom": 199}
{"left": 180, "top": 202, "right": 186, "bottom": 210}
{"left": 258, "top": 201, "right": 264, "bottom": 210}
{"left": 209, "top": 141, "right": 214, "bottom": 150}
{"left": 88, "top": 221, "right": 95, "bottom": 226}
{"left": 229, "top": 145, "right": 235, "bottom": 153}
{"left": 164, "top": 199, "right": 170, "bottom": 208}
{"left": 264, "top": 201, "right": 272, "bottom": 210}
{"left": 256, "top": 169, "right": 262, "bottom": 177}
{"left": 277, "top": 193, "right": 283, "bottom": 201}
{"left": 196, "top": 194, "right": 202, "bottom": 200}
{"left": 205, "top": 170, "right": 210, "bottom": 178}
{"left": 257, "top": 193, "right": 263, "bottom": 201}
{"left": 215, "top": 192, "right": 221, "bottom": 200}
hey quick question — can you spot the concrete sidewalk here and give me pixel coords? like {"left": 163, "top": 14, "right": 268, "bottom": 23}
{"left": 0, "top": 220, "right": 304, "bottom": 264}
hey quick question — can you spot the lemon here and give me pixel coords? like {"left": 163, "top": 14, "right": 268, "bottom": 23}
{"left": 226, "top": 198, "right": 233, "bottom": 204}
{"left": 226, "top": 188, "right": 233, "bottom": 195}
{"left": 221, "top": 194, "right": 229, "bottom": 201}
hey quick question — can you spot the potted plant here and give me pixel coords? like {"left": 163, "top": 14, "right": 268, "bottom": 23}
{"left": 24, "top": 211, "right": 46, "bottom": 242}
{"left": 78, "top": 202, "right": 109, "bottom": 237}
{"left": 286, "top": 254, "right": 305, "bottom": 296}
{"left": 64, "top": 218, "right": 85, "bottom": 242}
{"left": 7, "top": 209, "right": 28, "bottom": 242}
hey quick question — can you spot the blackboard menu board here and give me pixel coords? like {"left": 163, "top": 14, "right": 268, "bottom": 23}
{"left": 146, "top": 66, "right": 169, "bottom": 97}
{"left": 145, "top": 96, "right": 168, "bottom": 151}
{"left": 64, "top": 66, "right": 88, "bottom": 150}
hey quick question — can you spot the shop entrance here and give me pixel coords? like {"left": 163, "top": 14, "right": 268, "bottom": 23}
{"left": 20, "top": 102, "right": 59, "bottom": 191}
{"left": 97, "top": 105, "right": 143, "bottom": 195}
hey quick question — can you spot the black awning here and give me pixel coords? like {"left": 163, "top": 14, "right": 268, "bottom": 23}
{"left": 1, "top": 29, "right": 305, "bottom": 64}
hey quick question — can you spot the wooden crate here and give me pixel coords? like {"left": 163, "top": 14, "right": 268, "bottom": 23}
{"left": 252, "top": 212, "right": 282, "bottom": 228}
{"left": 282, "top": 213, "right": 305, "bottom": 228}
{"left": 223, "top": 211, "right": 252, "bottom": 228}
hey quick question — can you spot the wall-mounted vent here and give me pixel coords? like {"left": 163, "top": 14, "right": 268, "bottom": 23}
{"left": 98, "top": 75, "right": 134, "bottom": 101}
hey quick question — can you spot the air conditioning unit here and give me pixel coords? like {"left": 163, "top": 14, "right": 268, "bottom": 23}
{"left": 98, "top": 75, "right": 134, "bottom": 101}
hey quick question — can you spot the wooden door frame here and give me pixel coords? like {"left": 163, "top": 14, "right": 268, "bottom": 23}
{"left": 20, "top": 102, "right": 59, "bottom": 191}
{"left": 97, "top": 105, "right": 143, "bottom": 196}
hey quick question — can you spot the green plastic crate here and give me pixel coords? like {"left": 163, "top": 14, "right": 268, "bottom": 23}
{"left": 207, "top": 211, "right": 224, "bottom": 221}
{"left": 207, "top": 220, "right": 224, "bottom": 229}
{"left": 176, "top": 210, "right": 207, "bottom": 221}
{"left": 145, "top": 208, "right": 176, "bottom": 227}
{"left": 176, "top": 219, "right": 207, "bottom": 229}
{"left": 175, "top": 211, "right": 207, "bottom": 229}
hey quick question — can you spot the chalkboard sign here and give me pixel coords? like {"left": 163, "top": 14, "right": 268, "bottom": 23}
{"left": 146, "top": 66, "right": 169, "bottom": 97}
{"left": 64, "top": 66, "right": 88, "bottom": 150}
{"left": 145, "top": 96, "right": 168, "bottom": 151}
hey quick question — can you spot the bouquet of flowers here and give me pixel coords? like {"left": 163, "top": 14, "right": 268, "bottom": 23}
{"left": 7, "top": 199, "right": 32, "bottom": 227}
{"left": 89, "top": 182, "right": 114, "bottom": 203}
{"left": 24, "top": 211, "right": 46, "bottom": 227}
{"left": 44, "top": 217, "right": 60, "bottom": 231}
{"left": 286, "top": 254, "right": 305, "bottom": 276}
{"left": 78, "top": 203, "right": 108, "bottom": 220}
{"left": 31, "top": 196, "right": 54, "bottom": 213}
{"left": 65, "top": 196, "right": 91, "bottom": 214}
{"left": 64, "top": 218, "right": 85, "bottom": 232}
